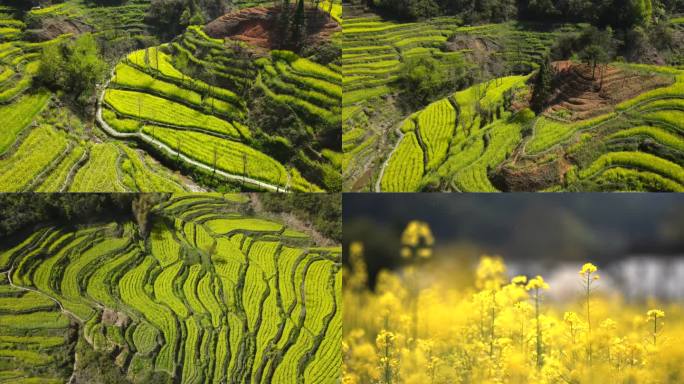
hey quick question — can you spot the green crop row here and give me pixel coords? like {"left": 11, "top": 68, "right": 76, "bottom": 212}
{"left": 0, "top": 311, "right": 70, "bottom": 329}
{"left": 616, "top": 75, "right": 684, "bottom": 110}
{"left": 197, "top": 274, "right": 223, "bottom": 328}
{"left": 0, "top": 196, "right": 341, "bottom": 382}
{"left": 69, "top": 143, "right": 127, "bottom": 192}
{"left": 642, "top": 109, "right": 684, "bottom": 129}
{"left": 0, "top": 90, "right": 49, "bottom": 154}
{"left": 380, "top": 131, "right": 425, "bottom": 192}
{"left": 0, "top": 291, "right": 55, "bottom": 313}
{"left": 204, "top": 217, "right": 283, "bottom": 235}
{"left": 0, "top": 125, "right": 67, "bottom": 192}
{"left": 527, "top": 113, "right": 617, "bottom": 154}
{"left": 119, "top": 256, "right": 179, "bottom": 374}
{"left": 117, "top": 143, "right": 187, "bottom": 192}
{"left": 607, "top": 126, "right": 684, "bottom": 151}
{"left": 418, "top": 99, "right": 457, "bottom": 170}
{"left": 105, "top": 89, "right": 240, "bottom": 139}
{"left": 454, "top": 120, "right": 522, "bottom": 192}
{"left": 150, "top": 222, "right": 181, "bottom": 267}
{"left": 60, "top": 236, "right": 130, "bottom": 320}
{"left": 0, "top": 61, "right": 39, "bottom": 103}
{"left": 34, "top": 145, "right": 85, "bottom": 192}
{"left": 132, "top": 322, "right": 160, "bottom": 356}
{"left": 86, "top": 247, "right": 138, "bottom": 309}
{"left": 579, "top": 151, "right": 684, "bottom": 185}
{"left": 587, "top": 167, "right": 684, "bottom": 192}
{"left": 143, "top": 125, "right": 290, "bottom": 188}
{"left": 112, "top": 62, "right": 243, "bottom": 119}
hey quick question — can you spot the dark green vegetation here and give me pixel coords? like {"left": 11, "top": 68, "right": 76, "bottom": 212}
{"left": 0, "top": 193, "right": 342, "bottom": 383}
{"left": 0, "top": 0, "right": 342, "bottom": 192}
{"left": 342, "top": 0, "right": 684, "bottom": 192}
{"left": 259, "top": 193, "right": 342, "bottom": 242}
{"left": 37, "top": 33, "right": 106, "bottom": 107}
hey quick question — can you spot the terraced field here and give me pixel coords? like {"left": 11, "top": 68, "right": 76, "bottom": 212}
{"left": 379, "top": 75, "right": 529, "bottom": 191}
{"left": 0, "top": 193, "right": 342, "bottom": 383}
{"left": 0, "top": 1, "right": 342, "bottom": 192}
{"left": 343, "top": 8, "right": 684, "bottom": 192}
{"left": 341, "top": 14, "right": 564, "bottom": 189}
{"left": 0, "top": 2, "right": 191, "bottom": 193}
{"left": 99, "top": 24, "right": 341, "bottom": 191}
{"left": 0, "top": 272, "right": 73, "bottom": 383}
{"left": 378, "top": 63, "right": 684, "bottom": 192}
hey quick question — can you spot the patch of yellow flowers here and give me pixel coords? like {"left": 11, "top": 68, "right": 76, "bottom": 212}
{"left": 344, "top": 235, "right": 684, "bottom": 383}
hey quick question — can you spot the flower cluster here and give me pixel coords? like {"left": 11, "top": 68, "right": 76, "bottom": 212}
{"left": 343, "top": 237, "right": 683, "bottom": 384}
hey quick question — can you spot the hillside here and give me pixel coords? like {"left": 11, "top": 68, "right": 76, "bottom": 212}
{"left": 0, "top": 193, "right": 342, "bottom": 383}
{"left": 342, "top": 1, "right": 684, "bottom": 192}
{"left": 0, "top": 0, "right": 342, "bottom": 192}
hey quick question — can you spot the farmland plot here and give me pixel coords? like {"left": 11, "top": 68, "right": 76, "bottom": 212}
{"left": 0, "top": 194, "right": 342, "bottom": 383}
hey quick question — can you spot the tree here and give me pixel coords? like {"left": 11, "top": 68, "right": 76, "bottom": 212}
{"left": 132, "top": 194, "right": 159, "bottom": 240}
{"left": 291, "top": 0, "right": 306, "bottom": 47}
{"left": 146, "top": 0, "right": 186, "bottom": 39}
{"left": 397, "top": 56, "right": 446, "bottom": 105}
{"left": 531, "top": 54, "right": 554, "bottom": 113}
{"left": 632, "top": 0, "right": 653, "bottom": 26}
{"left": 579, "top": 44, "right": 608, "bottom": 79}
{"left": 37, "top": 33, "right": 106, "bottom": 108}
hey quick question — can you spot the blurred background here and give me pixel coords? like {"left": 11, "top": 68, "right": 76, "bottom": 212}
{"left": 344, "top": 193, "right": 684, "bottom": 301}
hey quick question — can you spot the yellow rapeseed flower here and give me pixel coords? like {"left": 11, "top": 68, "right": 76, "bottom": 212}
{"left": 376, "top": 330, "right": 395, "bottom": 350}
{"left": 400, "top": 221, "right": 434, "bottom": 260}
{"left": 401, "top": 221, "right": 434, "bottom": 248}
{"left": 350, "top": 242, "right": 364, "bottom": 257}
{"left": 511, "top": 275, "right": 528, "bottom": 285}
{"left": 525, "top": 275, "right": 549, "bottom": 291}
{"left": 579, "top": 262, "right": 597, "bottom": 275}
{"left": 647, "top": 309, "right": 665, "bottom": 319}
{"left": 563, "top": 311, "right": 582, "bottom": 326}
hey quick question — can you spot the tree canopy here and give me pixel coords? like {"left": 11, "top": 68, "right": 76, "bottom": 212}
{"left": 37, "top": 33, "right": 106, "bottom": 107}
{"left": 367, "top": 0, "right": 683, "bottom": 29}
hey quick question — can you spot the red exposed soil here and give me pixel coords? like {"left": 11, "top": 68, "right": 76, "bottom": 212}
{"left": 203, "top": 6, "right": 340, "bottom": 50}
{"left": 26, "top": 18, "right": 92, "bottom": 42}
{"left": 544, "top": 61, "right": 672, "bottom": 121}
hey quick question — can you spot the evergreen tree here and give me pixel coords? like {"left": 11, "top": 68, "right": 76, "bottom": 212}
{"left": 291, "top": 0, "right": 305, "bottom": 47}
{"left": 531, "top": 54, "right": 554, "bottom": 113}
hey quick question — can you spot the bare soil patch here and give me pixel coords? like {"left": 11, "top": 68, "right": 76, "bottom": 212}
{"left": 544, "top": 61, "right": 672, "bottom": 121}
{"left": 26, "top": 18, "right": 92, "bottom": 41}
{"left": 204, "top": 6, "right": 340, "bottom": 51}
